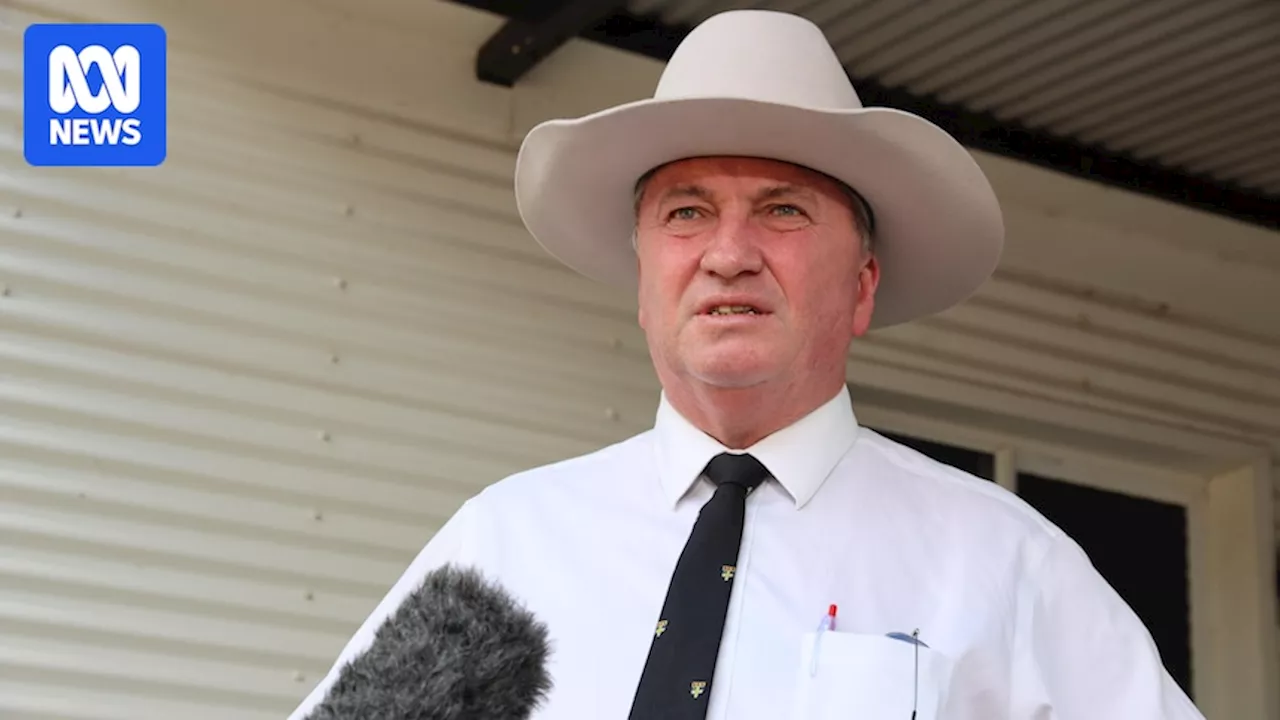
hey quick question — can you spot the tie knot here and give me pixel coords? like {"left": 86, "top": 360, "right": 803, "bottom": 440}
{"left": 704, "top": 452, "right": 770, "bottom": 492}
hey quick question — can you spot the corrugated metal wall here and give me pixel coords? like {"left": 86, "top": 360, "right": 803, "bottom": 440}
{"left": 2, "top": 0, "right": 1276, "bottom": 718}
{"left": 0, "top": 1, "right": 659, "bottom": 717}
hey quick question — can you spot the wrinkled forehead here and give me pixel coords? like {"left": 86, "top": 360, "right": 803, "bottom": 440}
{"left": 637, "top": 156, "right": 839, "bottom": 195}
{"left": 633, "top": 156, "right": 876, "bottom": 237}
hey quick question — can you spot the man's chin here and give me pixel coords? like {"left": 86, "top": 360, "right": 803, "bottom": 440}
{"left": 670, "top": 337, "right": 788, "bottom": 388}
{"left": 687, "top": 361, "right": 778, "bottom": 390}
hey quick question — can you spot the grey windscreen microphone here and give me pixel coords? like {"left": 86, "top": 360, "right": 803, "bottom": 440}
{"left": 304, "top": 564, "right": 553, "bottom": 720}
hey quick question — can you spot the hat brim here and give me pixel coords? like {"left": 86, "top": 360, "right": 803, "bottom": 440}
{"left": 514, "top": 96, "right": 1004, "bottom": 328}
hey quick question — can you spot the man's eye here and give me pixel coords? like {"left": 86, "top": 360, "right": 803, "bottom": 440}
{"left": 670, "top": 207, "right": 702, "bottom": 220}
{"left": 771, "top": 204, "right": 804, "bottom": 216}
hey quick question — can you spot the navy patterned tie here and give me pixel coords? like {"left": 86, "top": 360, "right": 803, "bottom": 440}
{"left": 628, "top": 452, "right": 771, "bottom": 719}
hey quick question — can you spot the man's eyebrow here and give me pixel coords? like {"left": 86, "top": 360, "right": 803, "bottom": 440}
{"left": 656, "top": 184, "right": 716, "bottom": 204}
{"left": 655, "top": 183, "right": 818, "bottom": 205}
{"left": 753, "top": 183, "right": 818, "bottom": 202}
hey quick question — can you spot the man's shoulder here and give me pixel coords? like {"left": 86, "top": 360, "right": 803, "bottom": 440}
{"left": 473, "top": 428, "right": 657, "bottom": 505}
{"left": 852, "top": 428, "right": 1061, "bottom": 542}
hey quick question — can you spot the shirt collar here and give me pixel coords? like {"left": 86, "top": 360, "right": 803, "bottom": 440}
{"left": 652, "top": 385, "right": 859, "bottom": 510}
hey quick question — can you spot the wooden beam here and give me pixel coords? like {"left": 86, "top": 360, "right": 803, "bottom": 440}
{"left": 475, "top": 0, "right": 623, "bottom": 87}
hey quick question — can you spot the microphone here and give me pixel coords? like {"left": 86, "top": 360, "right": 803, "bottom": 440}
{"left": 304, "top": 564, "right": 553, "bottom": 720}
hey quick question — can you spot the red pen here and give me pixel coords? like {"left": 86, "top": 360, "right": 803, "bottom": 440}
{"left": 810, "top": 604, "right": 839, "bottom": 676}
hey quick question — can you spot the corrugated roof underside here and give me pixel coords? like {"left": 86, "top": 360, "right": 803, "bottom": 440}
{"left": 0, "top": 2, "right": 659, "bottom": 718}
{"left": 628, "top": 0, "right": 1280, "bottom": 196}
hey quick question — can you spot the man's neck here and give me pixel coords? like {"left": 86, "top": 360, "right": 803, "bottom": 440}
{"left": 662, "top": 377, "right": 844, "bottom": 449}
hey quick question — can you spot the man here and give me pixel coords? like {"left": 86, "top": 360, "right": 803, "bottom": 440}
{"left": 290, "top": 10, "right": 1204, "bottom": 720}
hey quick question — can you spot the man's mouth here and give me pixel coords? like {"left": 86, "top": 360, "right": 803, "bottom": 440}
{"left": 705, "top": 305, "right": 764, "bottom": 316}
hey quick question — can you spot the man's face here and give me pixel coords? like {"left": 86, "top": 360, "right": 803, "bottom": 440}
{"left": 635, "top": 156, "right": 879, "bottom": 393}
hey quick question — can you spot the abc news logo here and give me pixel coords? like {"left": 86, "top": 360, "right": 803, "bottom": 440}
{"left": 48, "top": 44, "right": 143, "bottom": 147}
{"left": 24, "top": 23, "right": 167, "bottom": 167}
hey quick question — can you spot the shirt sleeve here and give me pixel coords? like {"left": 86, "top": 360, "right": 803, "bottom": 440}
{"left": 285, "top": 496, "right": 481, "bottom": 720}
{"left": 1017, "top": 530, "right": 1205, "bottom": 720}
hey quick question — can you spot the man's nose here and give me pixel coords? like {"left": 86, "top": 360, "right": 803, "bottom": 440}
{"left": 699, "top": 215, "right": 764, "bottom": 279}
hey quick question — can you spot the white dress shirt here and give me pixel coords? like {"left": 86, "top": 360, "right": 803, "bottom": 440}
{"left": 289, "top": 386, "right": 1203, "bottom": 719}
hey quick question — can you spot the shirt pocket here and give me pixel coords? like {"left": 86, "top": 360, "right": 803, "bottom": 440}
{"left": 789, "top": 631, "right": 954, "bottom": 720}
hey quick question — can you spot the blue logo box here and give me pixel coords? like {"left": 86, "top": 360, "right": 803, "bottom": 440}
{"left": 24, "top": 23, "right": 167, "bottom": 166}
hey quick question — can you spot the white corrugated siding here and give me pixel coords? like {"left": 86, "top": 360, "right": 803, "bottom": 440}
{"left": 0, "top": 1, "right": 661, "bottom": 718}
{"left": 1, "top": 0, "right": 1277, "bottom": 718}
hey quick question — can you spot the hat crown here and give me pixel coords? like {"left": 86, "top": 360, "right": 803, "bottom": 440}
{"left": 654, "top": 10, "right": 863, "bottom": 112}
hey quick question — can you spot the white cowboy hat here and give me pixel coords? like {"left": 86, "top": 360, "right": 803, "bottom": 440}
{"left": 513, "top": 9, "right": 1004, "bottom": 328}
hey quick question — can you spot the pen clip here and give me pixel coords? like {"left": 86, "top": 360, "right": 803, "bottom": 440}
{"left": 886, "top": 628, "right": 925, "bottom": 718}
{"left": 913, "top": 628, "right": 919, "bottom": 720}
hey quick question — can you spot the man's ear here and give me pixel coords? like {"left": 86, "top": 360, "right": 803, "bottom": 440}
{"left": 636, "top": 249, "right": 647, "bottom": 330}
{"left": 851, "top": 255, "right": 879, "bottom": 337}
